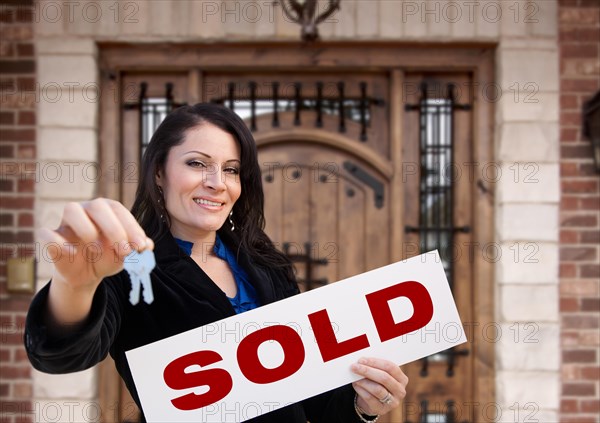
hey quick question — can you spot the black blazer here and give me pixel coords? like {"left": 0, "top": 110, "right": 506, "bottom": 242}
{"left": 25, "top": 231, "right": 361, "bottom": 423}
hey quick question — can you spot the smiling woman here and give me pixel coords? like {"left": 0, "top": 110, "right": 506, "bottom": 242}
{"left": 156, "top": 124, "right": 242, "bottom": 240}
{"left": 24, "top": 103, "right": 408, "bottom": 423}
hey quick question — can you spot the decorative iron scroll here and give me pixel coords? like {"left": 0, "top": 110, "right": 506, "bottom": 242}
{"left": 123, "top": 82, "right": 186, "bottom": 159}
{"left": 343, "top": 161, "right": 385, "bottom": 209}
{"left": 211, "top": 81, "right": 384, "bottom": 141}
{"left": 404, "top": 82, "right": 471, "bottom": 377}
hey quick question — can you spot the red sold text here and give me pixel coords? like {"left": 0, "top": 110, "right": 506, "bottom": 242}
{"left": 163, "top": 281, "right": 433, "bottom": 411}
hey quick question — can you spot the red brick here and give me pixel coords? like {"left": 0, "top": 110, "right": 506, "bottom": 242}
{"left": 2, "top": 332, "right": 25, "bottom": 345}
{"left": 561, "top": 111, "right": 584, "bottom": 126}
{"left": 0, "top": 366, "right": 30, "bottom": 379}
{"left": 581, "top": 264, "right": 600, "bottom": 278}
{"left": 581, "top": 366, "right": 600, "bottom": 380}
{"left": 561, "top": 162, "right": 579, "bottom": 176}
{"left": 561, "top": 280, "right": 599, "bottom": 296}
{"left": 561, "top": 196, "right": 579, "bottom": 210}
{"left": 561, "top": 128, "right": 579, "bottom": 142}
{"left": 0, "top": 25, "right": 34, "bottom": 42}
{"left": 581, "top": 400, "right": 600, "bottom": 413}
{"left": 581, "top": 298, "right": 600, "bottom": 312}
{"left": 560, "top": 247, "right": 598, "bottom": 261}
{"left": 562, "top": 144, "right": 595, "bottom": 159}
{"left": 11, "top": 382, "right": 31, "bottom": 399}
{"left": 561, "top": 214, "right": 598, "bottom": 227}
{"left": 561, "top": 229, "right": 579, "bottom": 243}
{"left": 0, "top": 196, "right": 33, "bottom": 210}
{"left": 561, "top": 44, "right": 600, "bottom": 59}
{"left": 560, "top": 7, "right": 600, "bottom": 25}
{"left": 16, "top": 213, "right": 32, "bottom": 227}
{"left": 13, "top": 348, "right": 28, "bottom": 363}
{"left": 15, "top": 231, "right": 32, "bottom": 243}
{"left": 0, "top": 179, "right": 13, "bottom": 192}
{"left": 579, "top": 0, "right": 600, "bottom": 6}
{"left": 16, "top": 144, "right": 35, "bottom": 159}
{"left": 0, "top": 111, "right": 14, "bottom": 125}
{"left": 15, "top": 43, "right": 33, "bottom": 57}
{"left": 561, "top": 297, "right": 580, "bottom": 311}
{"left": 562, "top": 399, "right": 580, "bottom": 413}
{"left": 17, "top": 111, "right": 34, "bottom": 125}
{"left": 15, "top": 77, "right": 34, "bottom": 91}
{"left": 580, "top": 197, "right": 600, "bottom": 210}
{"left": 561, "top": 416, "right": 599, "bottom": 423}
{"left": 562, "top": 331, "right": 579, "bottom": 347}
{"left": 0, "top": 383, "right": 8, "bottom": 398}
{"left": 0, "top": 77, "right": 15, "bottom": 91}
{"left": 0, "top": 9, "right": 14, "bottom": 23}
{"left": 0, "top": 298, "right": 32, "bottom": 312}
{"left": 0, "top": 213, "right": 13, "bottom": 226}
{"left": 561, "top": 263, "right": 578, "bottom": 278}
{"left": 15, "top": 7, "right": 33, "bottom": 23}
{"left": 581, "top": 231, "right": 600, "bottom": 244}
{"left": 0, "top": 348, "right": 9, "bottom": 362}
{"left": 0, "top": 145, "right": 13, "bottom": 158}
{"left": 16, "top": 179, "right": 33, "bottom": 193}
{"left": 560, "top": 27, "right": 600, "bottom": 43}
{"left": 580, "top": 330, "right": 600, "bottom": 346}
{"left": 563, "top": 315, "right": 600, "bottom": 329}
{"left": 579, "top": 163, "right": 598, "bottom": 176}
{"left": 562, "top": 180, "right": 599, "bottom": 194}
{"left": 562, "top": 78, "right": 600, "bottom": 93}
{"left": 0, "top": 129, "right": 34, "bottom": 142}
{"left": 0, "top": 60, "right": 34, "bottom": 73}
{"left": 563, "top": 349, "right": 598, "bottom": 363}
{"left": 561, "top": 94, "right": 579, "bottom": 109}
{"left": 562, "top": 383, "right": 596, "bottom": 396}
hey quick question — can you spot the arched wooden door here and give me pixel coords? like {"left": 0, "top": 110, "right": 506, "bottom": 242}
{"left": 257, "top": 134, "right": 392, "bottom": 288}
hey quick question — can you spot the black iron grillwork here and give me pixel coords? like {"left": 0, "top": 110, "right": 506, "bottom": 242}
{"left": 405, "top": 82, "right": 471, "bottom": 377}
{"left": 211, "top": 81, "right": 384, "bottom": 141}
{"left": 283, "top": 242, "right": 328, "bottom": 291}
{"left": 124, "top": 82, "right": 186, "bottom": 159}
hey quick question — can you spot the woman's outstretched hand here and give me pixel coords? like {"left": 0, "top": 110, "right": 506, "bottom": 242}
{"left": 38, "top": 198, "right": 154, "bottom": 325}
{"left": 351, "top": 357, "right": 409, "bottom": 417}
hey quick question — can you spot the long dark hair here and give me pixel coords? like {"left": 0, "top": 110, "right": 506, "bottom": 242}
{"left": 131, "top": 103, "right": 293, "bottom": 280}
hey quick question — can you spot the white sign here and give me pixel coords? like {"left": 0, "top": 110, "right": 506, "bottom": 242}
{"left": 126, "top": 250, "right": 467, "bottom": 422}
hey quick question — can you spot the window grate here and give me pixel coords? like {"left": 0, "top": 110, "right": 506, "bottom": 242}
{"left": 211, "top": 81, "right": 384, "bottom": 141}
{"left": 123, "top": 82, "right": 186, "bottom": 160}
{"left": 405, "top": 82, "right": 471, "bottom": 377}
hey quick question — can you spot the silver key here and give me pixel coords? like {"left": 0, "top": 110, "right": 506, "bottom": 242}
{"left": 124, "top": 249, "right": 156, "bottom": 305}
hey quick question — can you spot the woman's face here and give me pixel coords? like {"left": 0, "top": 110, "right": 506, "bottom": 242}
{"left": 156, "top": 122, "right": 242, "bottom": 241}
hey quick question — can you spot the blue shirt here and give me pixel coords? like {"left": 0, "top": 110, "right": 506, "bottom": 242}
{"left": 174, "top": 235, "right": 260, "bottom": 314}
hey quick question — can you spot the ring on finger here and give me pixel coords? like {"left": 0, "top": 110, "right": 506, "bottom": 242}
{"left": 378, "top": 391, "right": 393, "bottom": 405}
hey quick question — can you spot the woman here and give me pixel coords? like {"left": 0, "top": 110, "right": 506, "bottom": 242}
{"left": 25, "top": 103, "right": 408, "bottom": 422}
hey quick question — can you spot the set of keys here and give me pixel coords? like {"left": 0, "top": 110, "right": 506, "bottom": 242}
{"left": 124, "top": 249, "right": 156, "bottom": 305}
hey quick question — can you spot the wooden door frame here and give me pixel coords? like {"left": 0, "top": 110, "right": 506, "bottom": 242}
{"left": 98, "top": 43, "right": 496, "bottom": 423}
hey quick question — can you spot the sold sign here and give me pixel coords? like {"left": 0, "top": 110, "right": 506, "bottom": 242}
{"left": 126, "top": 251, "right": 466, "bottom": 422}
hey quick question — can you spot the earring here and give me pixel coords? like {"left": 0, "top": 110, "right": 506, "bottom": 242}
{"left": 229, "top": 210, "right": 235, "bottom": 231}
{"left": 157, "top": 186, "right": 165, "bottom": 221}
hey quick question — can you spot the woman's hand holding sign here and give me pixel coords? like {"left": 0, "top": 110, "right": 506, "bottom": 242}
{"left": 352, "top": 357, "right": 409, "bottom": 418}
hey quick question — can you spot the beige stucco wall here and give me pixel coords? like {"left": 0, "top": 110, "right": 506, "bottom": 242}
{"left": 32, "top": 0, "right": 560, "bottom": 421}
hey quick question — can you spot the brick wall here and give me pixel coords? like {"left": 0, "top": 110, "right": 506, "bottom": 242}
{"left": 0, "top": 0, "right": 36, "bottom": 422}
{"left": 559, "top": 0, "right": 600, "bottom": 422}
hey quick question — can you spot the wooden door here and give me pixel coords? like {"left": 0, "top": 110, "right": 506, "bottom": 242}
{"left": 99, "top": 44, "right": 495, "bottom": 423}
